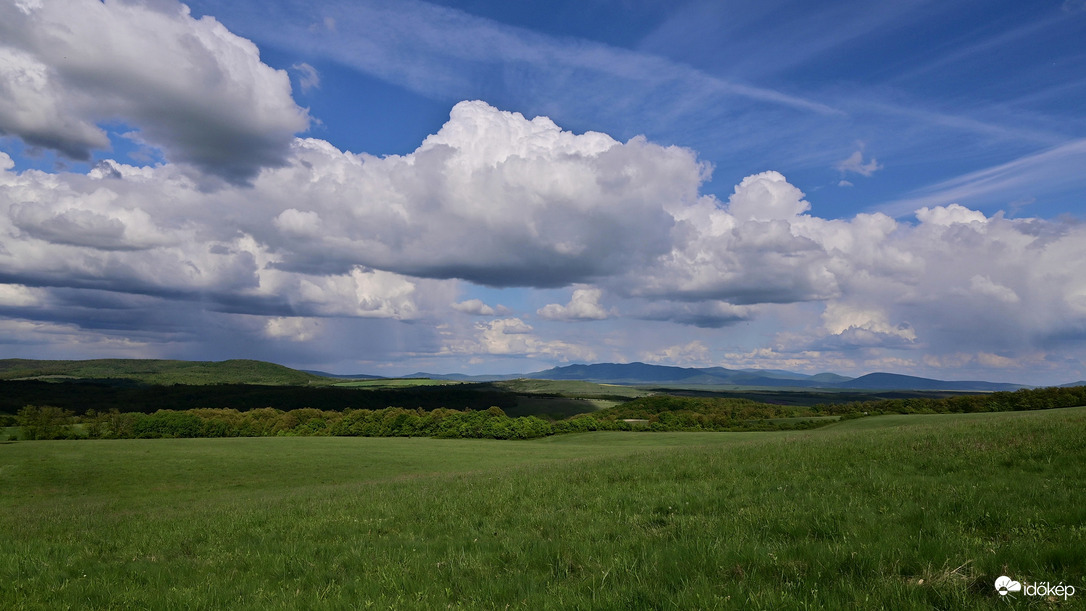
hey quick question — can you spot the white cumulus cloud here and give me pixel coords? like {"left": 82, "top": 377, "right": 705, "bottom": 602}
{"left": 265, "top": 316, "right": 322, "bottom": 342}
{"left": 0, "top": 0, "right": 309, "bottom": 182}
{"left": 441, "top": 317, "right": 596, "bottom": 361}
{"left": 537, "top": 288, "right": 614, "bottom": 321}
{"left": 2, "top": 74, "right": 1086, "bottom": 374}
{"left": 640, "top": 341, "right": 710, "bottom": 366}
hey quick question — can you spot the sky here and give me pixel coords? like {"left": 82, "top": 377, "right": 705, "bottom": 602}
{"left": 1, "top": 0, "right": 1085, "bottom": 384}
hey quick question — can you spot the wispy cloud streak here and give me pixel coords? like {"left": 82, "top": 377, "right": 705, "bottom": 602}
{"left": 876, "top": 139, "right": 1086, "bottom": 216}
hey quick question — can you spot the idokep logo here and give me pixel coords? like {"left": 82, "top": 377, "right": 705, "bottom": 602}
{"left": 995, "top": 575, "right": 1076, "bottom": 600}
{"left": 995, "top": 576, "right": 1021, "bottom": 596}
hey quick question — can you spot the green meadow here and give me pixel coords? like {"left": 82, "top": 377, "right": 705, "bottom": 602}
{"left": 2, "top": 407, "right": 1084, "bottom": 609}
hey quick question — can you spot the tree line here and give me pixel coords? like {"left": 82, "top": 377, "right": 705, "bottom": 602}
{"left": 9, "top": 384, "right": 1085, "bottom": 441}
{"left": 0, "top": 380, "right": 515, "bottom": 415}
{"left": 11, "top": 403, "right": 826, "bottom": 441}
{"left": 808, "top": 385, "right": 1086, "bottom": 416}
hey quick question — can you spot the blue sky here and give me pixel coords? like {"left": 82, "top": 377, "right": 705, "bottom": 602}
{"left": 1, "top": 0, "right": 1085, "bottom": 384}
{"left": 186, "top": 0, "right": 1086, "bottom": 218}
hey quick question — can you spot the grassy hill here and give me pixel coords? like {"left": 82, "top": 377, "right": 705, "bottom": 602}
{"left": 0, "top": 359, "right": 329, "bottom": 386}
{"left": 1, "top": 407, "right": 1082, "bottom": 608}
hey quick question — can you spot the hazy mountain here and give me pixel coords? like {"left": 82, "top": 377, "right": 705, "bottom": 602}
{"left": 4, "top": 358, "right": 1038, "bottom": 390}
{"left": 527, "top": 362, "right": 849, "bottom": 388}
{"left": 808, "top": 373, "right": 854, "bottom": 383}
{"left": 813, "top": 372, "right": 1022, "bottom": 391}
{"left": 520, "top": 363, "right": 1027, "bottom": 390}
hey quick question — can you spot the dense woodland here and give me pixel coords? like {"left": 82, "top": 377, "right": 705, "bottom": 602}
{"left": 0, "top": 380, "right": 516, "bottom": 416}
{"left": 8, "top": 384, "right": 1086, "bottom": 441}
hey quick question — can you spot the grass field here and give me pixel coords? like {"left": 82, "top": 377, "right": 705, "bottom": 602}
{"left": 2, "top": 408, "right": 1083, "bottom": 609}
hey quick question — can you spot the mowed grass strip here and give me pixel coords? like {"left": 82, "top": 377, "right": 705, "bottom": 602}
{"left": 1, "top": 408, "right": 1083, "bottom": 609}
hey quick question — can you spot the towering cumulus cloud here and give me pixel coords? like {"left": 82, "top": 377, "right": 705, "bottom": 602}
{"left": 261, "top": 101, "right": 692, "bottom": 287}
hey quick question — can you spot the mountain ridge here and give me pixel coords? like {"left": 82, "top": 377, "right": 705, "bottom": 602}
{"left": 0, "top": 358, "right": 1041, "bottom": 390}
{"left": 391, "top": 362, "right": 1028, "bottom": 391}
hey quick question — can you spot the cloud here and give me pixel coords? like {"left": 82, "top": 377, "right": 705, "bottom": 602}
{"left": 0, "top": 102, "right": 694, "bottom": 312}
{"left": 922, "top": 351, "right": 1044, "bottom": 372}
{"left": 184, "top": 0, "right": 1086, "bottom": 229}
{"left": 635, "top": 300, "right": 753, "bottom": 328}
{"left": 627, "top": 171, "right": 837, "bottom": 305}
{"left": 452, "top": 299, "right": 509, "bottom": 316}
{"left": 965, "top": 275, "right": 1020, "bottom": 305}
{"left": 877, "top": 139, "right": 1086, "bottom": 216}
{"left": 0, "top": 283, "right": 43, "bottom": 307}
{"left": 1, "top": 2, "right": 1082, "bottom": 380}
{"left": 3, "top": 95, "right": 1086, "bottom": 374}
{"left": 812, "top": 302, "right": 918, "bottom": 349}
{"left": 291, "top": 62, "right": 321, "bottom": 93}
{"left": 0, "top": 0, "right": 308, "bottom": 182}
{"left": 640, "top": 340, "right": 710, "bottom": 366}
{"left": 537, "top": 288, "right": 614, "bottom": 321}
{"left": 0, "top": 156, "right": 453, "bottom": 321}
{"left": 801, "top": 206, "right": 1086, "bottom": 355}
{"left": 722, "top": 345, "right": 918, "bottom": 377}
{"left": 835, "top": 149, "right": 882, "bottom": 177}
{"left": 727, "top": 171, "right": 812, "bottom": 221}
{"left": 264, "top": 316, "right": 322, "bottom": 342}
{"left": 821, "top": 303, "right": 915, "bottom": 340}
{"left": 254, "top": 101, "right": 690, "bottom": 287}
{"left": 441, "top": 317, "right": 596, "bottom": 361}
{"left": 220, "top": 0, "right": 839, "bottom": 116}
{"left": 914, "top": 203, "right": 987, "bottom": 226}
{"left": 0, "top": 316, "right": 154, "bottom": 355}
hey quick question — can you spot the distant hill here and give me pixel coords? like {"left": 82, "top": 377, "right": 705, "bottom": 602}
{"left": 809, "top": 373, "right": 854, "bottom": 384}
{"left": 526, "top": 362, "right": 854, "bottom": 388}
{"left": 523, "top": 362, "right": 1028, "bottom": 391}
{"left": 834, "top": 372, "right": 1024, "bottom": 392}
{"left": 532, "top": 362, "right": 708, "bottom": 383}
{"left": 0, "top": 359, "right": 328, "bottom": 386}
{"left": 0, "top": 358, "right": 1041, "bottom": 391}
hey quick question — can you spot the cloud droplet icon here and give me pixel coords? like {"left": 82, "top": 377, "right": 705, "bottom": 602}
{"left": 995, "top": 575, "right": 1022, "bottom": 596}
